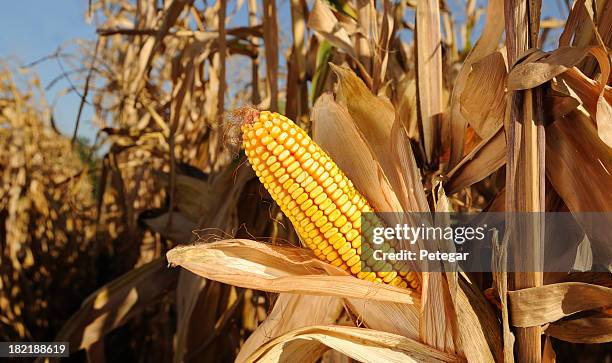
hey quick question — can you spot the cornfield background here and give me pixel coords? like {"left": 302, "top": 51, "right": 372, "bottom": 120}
{"left": 1, "top": 0, "right": 611, "bottom": 362}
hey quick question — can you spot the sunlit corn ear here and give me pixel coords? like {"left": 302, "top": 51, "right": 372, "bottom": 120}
{"left": 241, "top": 110, "right": 419, "bottom": 290}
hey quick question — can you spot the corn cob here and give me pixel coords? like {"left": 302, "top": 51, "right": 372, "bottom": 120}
{"left": 241, "top": 110, "right": 419, "bottom": 290}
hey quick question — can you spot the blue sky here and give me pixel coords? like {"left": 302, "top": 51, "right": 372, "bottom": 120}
{"left": 0, "top": 1, "right": 567, "bottom": 141}
{"left": 0, "top": 0, "right": 97, "bottom": 139}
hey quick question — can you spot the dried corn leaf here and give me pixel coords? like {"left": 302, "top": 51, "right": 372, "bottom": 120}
{"left": 507, "top": 46, "right": 596, "bottom": 91}
{"left": 328, "top": 65, "right": 398, "bottom": 180}
{"left": 455, "top": 278, "right": 502, "bottom": 362}
{"left": 308, "top": 0, "right": 357, "bottom": 58}
{"left": 415, "top": 0, "right": 443, "bottom": 164}
{"left": 237, "top": 294, "right": 343, "bottom": 363}
{"left": 460, "top": 51, "right": 507, "bottom": 138}
{"left": 508, "top": 282, "right": 612, "bottom": 327}
{"left": 166, "top": 239, "right": 418, "bottom": 304}
{"left": 245, "top": 325, "right": 463, "bottom": 363}
{"left": 449, "top": 0, "right": 504, "bottom": 167}
{"left": 546, "top": 111, "right": 612, "bottom": 212}
{"left": 344, "top": 298, "right": 420, "bottom": 340}
{"left": 389, "top": 119, "right": 429, "bottom": 212}
{"left": 445, "top": 125, "right": 505, "bottom": 195}
{"left": 546, "top": 313, "right": 612, "bottom": 344}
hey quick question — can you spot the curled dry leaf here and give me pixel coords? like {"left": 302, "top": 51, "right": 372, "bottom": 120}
{"left": 508, "top": 45, "right": 612, "bottom": 148}
{"left": 415, "top": 0, "right": 444, "bottom": 164}
{"left": 448, "top": 0, "right": 505, "bottom": 167}
{"left": 507, "top": 46, "right": 597, "bottom": 91}
{"left": 308, "top": 0, "right": 357, "bottom": 59}
{"left": 459, "top": 51, "right": 507, "bottom": 138}
{"left": 237, "top": 294, "right": 344, "bottom": 363}
{"left": 344, "top": 298, "right": 420, "bottom": 340}
{"left": 166, "top": 239, "right": 419, "bottom": 304}
{"left": 546, "top": 111, "right": 612, "bottom": 213}
{"left": 328, "top": 64, "right": 398, "bottom": 179}
{"left": 244, "top": 325, "right": 464, "bottom": 363}
{"left": 508, "top": 282, "right": 612, "bottom": 327}
{"left": 445, "top": 125, "right": 505, "bottom": 195}
{"left": 545, "top": 313, "right": 612, "bottom": 344}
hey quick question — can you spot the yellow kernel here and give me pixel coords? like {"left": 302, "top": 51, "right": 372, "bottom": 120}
{"left": 331, "top": 189, "right": 343, "bottom": 200}
{"left": 287, "top": 183, "right": 299, "bottom": 194}
{"left": 295, "top": 171, "right": 309, "bottom": 184}
{"left": 296, "top": 193, "right": 308, "bottom": 205}
{"left": 272, "top": 144, "right": 284, "bottom": 156}
{"left": 278, "top": 150, "right": 290, "bottom": 161}
{"left": 319, "top": 198, "right": 333, "bottom": 210}
{"left": 341, "top": 248, "right": 356, "bottom": 261}
{"left": 314, "top": 193, "right": 327, "bottom": 205}
{"left": 311, "top": 210, "right": 324, "bottom": 223}
{"left": 278, "top": 174, "right": 290, "bottom": 184}
{"left": 334, "top": 215, "right": 348, "bottom": 228}
{"left": 304, "top": 180, "right": 317, "bottom": 193}
{"left": 323, "top": 202, "right": 336, "bottom": 215}
{"left": 302, "top": 158, "right": 314, "bottom": 169}
{"left": 351, "top": 237, "right": 361, "bottom": 249}
{"left": 328, "top": 209, "right": 341, "bottom": 222}
{"left": 290, "top": 187, "right": 303, "bottom": 199}
{"left": 260, "top": 134, "right": 273, "bottom": 145}
{"left": 287, "top": 161, "right": 300, "bottom": 173}
{"left": 364, "top": 272, "right": 377, "bottom": 282}
{"left": 265, "top": 156, "right": 277, "bottom": 166}
{"left": 310, "top": 186, "right": 324, "bottom": 199}
{"left": 326, "top": 250, "right": 339, "bottom": 262}
{"left": 382, "top": 271, "right": 398, "bottom": 283}
{"left": 346, "top": 229, "right": 359, "bottom": 241}
{"left": 314, "top": 216, "right": 328, "bottom": 227}
{"left": 347, "top": 254, "right": 361, "bottom": 268}
{"left": 338, "top": 242, "right": 352, "bottom": 255}
{"left": 323, "top": 227, "right": 338, "bottom": 239}
{"left": 320, "top": 222, "right": 333, "bottom": 233}
{"left": 304, "top": 223, "right": 316, "bottom": 233}
{"left": 339, "top": 223, "right": 352, "bottom": 234}
{"left": 281, "top": 155, "right": 295, "bottom": 167}
{"left": 269, "top": 162, "right": 281, "bottom": 172}
{"left": 300, "top": 199, "right": 313, "bottom": 211}
{"left": 321, "top": 176, "right": 333, "bottom": 188}
{"left": 305, "top": 205, "right": 318, "bottom": 217}
{"left": 328, "top": 233, "right": 342, "bottom": 247}
{"left": 326, "top": 183, "right": 338, "bottom": 194}
{"left": 332, "top": 235, "right": 346, "bottom": 249}
{"left": 270, "top": 126, "right": 281, "bottom": 137}
{"left": 330, "top": 257, "right": 343, "bottom": 267}
{"left": 273, "top": 167, "right": 285, "bottom": 178}
{"left": 293, "top": 210, "right": 305, "bottom": 222}
{"left": 307, "top": 161, "right": 320, "bottom": 173}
